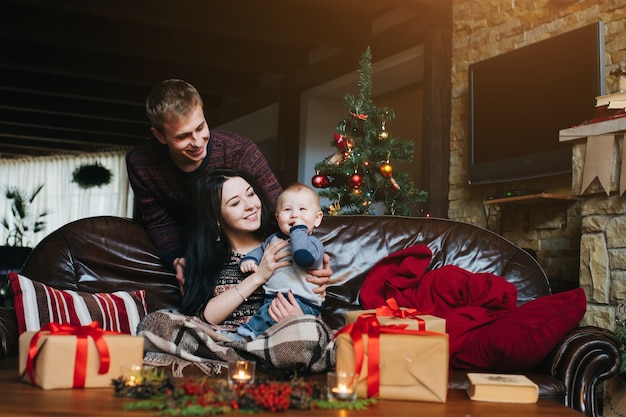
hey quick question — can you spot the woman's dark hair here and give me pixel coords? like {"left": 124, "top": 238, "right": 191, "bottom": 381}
{"left": 180, "top": 168, "right": 275, "bottom": 315}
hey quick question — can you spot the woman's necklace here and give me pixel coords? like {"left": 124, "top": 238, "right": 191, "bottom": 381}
{"left": 230, "top": 238, "right": 263, "bottom": 257}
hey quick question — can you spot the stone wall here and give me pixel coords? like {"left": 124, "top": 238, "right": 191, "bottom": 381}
{"left": 449, "top": 0, "right": 626, "bottom": 330}
{"left": 572, "top": 135, "right": 626, "bottom": 328}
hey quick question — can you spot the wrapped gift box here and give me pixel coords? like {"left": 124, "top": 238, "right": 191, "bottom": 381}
{"left": 336, "top": 317, "right": 449, "bottom": 402}
{"left": 345, "top": 303, "right": 446, "bottom": 333}
{"left": 19, "top": 323, "right": 144, "bottom": 390}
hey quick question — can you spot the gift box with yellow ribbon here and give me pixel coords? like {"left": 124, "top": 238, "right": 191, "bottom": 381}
{"left": 18, "top": 322, "right": 144, "bottom": 389}
{"left": 345, "top": 298, "right": 446, "bottom": 333}
{"left": 336, "top": 314, "right": 449, "bottom": 402}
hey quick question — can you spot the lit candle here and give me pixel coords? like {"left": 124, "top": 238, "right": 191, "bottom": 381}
{"left": 331, "top": 383, "right": 354, "bottom": 400}
{"left": 228, "top": 360, "right": 256, "bottom": 387}
{"left": 122, "top": 364, "right": 143, "bottom": 387}
{"left": 327, "top": 371, "right": 358, "bottom": 401}
{"left": 232, "top": 370, "right": 251, "bottom": 382}
{"left": 126, "top": 375, "right": 139, "bottom": 387}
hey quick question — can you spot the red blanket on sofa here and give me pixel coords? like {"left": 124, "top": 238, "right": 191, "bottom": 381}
{"left": 359, "top": 244, "right": 518, "bottom": 358}
{"left": 359, "top": 244, "right": 587, "bottom": 371}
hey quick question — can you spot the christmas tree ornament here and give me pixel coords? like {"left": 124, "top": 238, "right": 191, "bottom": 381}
{"left": 389, "top": 176, "right": 400, "bottom": 190}
{"left": 329, "top": 202, "right": 341, "bottom": 215}
{"left": 311, "top": 171, "right": 330, "bottom": 188}
{"left": 333, "top": 132, "right": 346, "bottom": 149}
{"left": 349, "top": 172, "right": 363, "bottom": 188}
{"left": 350, "top": 110, "right": 368, "bottom": 120}
{"left": 378, "top": 121, "right": 389, "bottom": 141}
{"left": 379, "top": 161, "right": 393, "bottom": 178}
{"left": 328, "top": 151, "right": 343, "bottom": 165}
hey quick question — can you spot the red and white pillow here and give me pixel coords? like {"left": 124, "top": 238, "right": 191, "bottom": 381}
{"left": 9, "top": 272, "right": 148, "bottom": 335}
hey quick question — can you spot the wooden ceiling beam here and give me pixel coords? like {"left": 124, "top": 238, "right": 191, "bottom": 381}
{"left": 0, "top": 40, "right": 256, "bottom": 100}
{"left": 3, "top": 2, "right": 308, "bottom": 75}
{"left": 0, "top": 123, "right": 145, "bottom": 146}
{"left": 0, "top": 108, "right": 148, "bottom": 139}
{"left": 6, "top": 0, "right": 371, "bottom": 48}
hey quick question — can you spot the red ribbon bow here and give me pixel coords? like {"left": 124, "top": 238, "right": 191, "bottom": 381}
{"left": 26, "top": 321, "right": 113, "bottom": 388}
{"left": 375, "top": 297, "right": 427, "bottom": 329}
{"left": 337, "top": 309, "right": 442, "bottom": 398}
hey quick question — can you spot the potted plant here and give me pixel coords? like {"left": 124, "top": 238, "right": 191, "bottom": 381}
{"left": 1, "top": 184, "right": 48, "bottom": 247}
{"left": 0, "top": 184, "right": 48, "bottom": 307}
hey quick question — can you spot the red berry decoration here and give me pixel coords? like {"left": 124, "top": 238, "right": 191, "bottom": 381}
{"left": 380, "top": 161, "right": 393, "bottom": 178}
{"left": 349, "top": 173, "right": 363, "bottom": 188}
{"left": 311, "top": 174, "right": 330, "bottom": 188}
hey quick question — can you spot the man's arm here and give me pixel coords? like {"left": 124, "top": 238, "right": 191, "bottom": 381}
{"left": 126, "top": 150, "right": 185, "bottom": 269}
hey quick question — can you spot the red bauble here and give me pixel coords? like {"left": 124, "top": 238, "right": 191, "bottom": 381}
{"left": 380, "top": 162, "right": 393, "bottom": 178}
{"left": 349, "top": 173, "right": 363, "bottom": 188}
{"left": 311, "top": 174, "right": 330, "bottom": 188}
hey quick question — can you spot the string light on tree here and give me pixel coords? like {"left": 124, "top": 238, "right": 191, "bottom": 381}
{"left": 311, "top": 46, "right": 428, "bottom": 216}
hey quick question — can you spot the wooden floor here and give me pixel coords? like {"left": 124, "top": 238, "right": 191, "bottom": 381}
{"left": 0, "top": 370, "right": 584, "bottom": 417}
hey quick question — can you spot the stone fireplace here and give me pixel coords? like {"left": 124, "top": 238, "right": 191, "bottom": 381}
{"left": 562, "top": 119, "right": 626, "bottom": 330}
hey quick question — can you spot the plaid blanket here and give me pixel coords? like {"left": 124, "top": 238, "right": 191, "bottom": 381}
{"left": 138, "top": 309, "right": 336, "bottom": 378}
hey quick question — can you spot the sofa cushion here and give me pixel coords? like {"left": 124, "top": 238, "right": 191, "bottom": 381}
{"left": 451, "top": 288, "right": 586, "bottom": 371}
{"left": 8, "top": 272, "right": 147, "bottom": 335}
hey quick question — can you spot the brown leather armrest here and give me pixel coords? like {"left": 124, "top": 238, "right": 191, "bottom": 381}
{"left": 539, "top": 326, "right": 621, "bottom": 417}
{"left": 0, "top": 306, "right": 18, "bottom": 359}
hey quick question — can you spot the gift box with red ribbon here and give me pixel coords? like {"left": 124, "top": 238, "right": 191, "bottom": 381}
{"left": 345, "top": 298, "right": 446, "bottom": 333}
{"left": 336, "top": 313, "right": 449, "bottom": 402}
{"left": 18, "top": 321, "right": 144, "bottom": 389}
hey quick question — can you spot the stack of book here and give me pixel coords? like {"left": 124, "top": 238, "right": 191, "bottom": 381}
{"left": 596, "top": 91, "right": 626, "bottom": 110}
{"left": 591, "top": 92, "right": 626, "bottom": 124}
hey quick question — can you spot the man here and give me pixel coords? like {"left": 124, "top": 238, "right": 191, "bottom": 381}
{"left": 127, "top": 79, "right": 298, "bottom": 289}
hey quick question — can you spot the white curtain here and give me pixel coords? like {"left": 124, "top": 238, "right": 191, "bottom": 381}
{"left": 0, "top": 151, "right": 133, "bottom": 247}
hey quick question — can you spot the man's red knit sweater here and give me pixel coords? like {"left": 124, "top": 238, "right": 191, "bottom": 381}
{"left": 126, "top": 129, "right": 283, "bottom": 269}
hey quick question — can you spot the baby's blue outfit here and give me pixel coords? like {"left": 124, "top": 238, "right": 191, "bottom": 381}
{"left": 237, "top": 225, "right": 324, "bottom": 339}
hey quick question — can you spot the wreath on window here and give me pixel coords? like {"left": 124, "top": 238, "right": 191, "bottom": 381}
{"left": 71, "top": 162, "right": 113, "bottom": 189}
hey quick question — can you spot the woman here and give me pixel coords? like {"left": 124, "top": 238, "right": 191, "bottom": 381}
{"left": 182, "top": 168, "right": 328, "bottom": 327}
{"left": 139, "top": 169, "right": 335, "bottom": 376}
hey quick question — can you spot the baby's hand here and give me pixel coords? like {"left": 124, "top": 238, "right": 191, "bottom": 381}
{"left": 240, "top": 260, "right": 258, "bottom": 273}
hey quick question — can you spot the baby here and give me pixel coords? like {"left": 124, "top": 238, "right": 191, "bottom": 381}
{"left": 237, "top": 183, "right": 325, "bottom": 339}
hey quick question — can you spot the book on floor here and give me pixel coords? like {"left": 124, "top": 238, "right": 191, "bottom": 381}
{"left": 466, "top": 373, "right": 539, "bottom": 403}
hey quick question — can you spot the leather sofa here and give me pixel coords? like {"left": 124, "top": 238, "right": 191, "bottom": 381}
{"left": 0, "top": 215, "right": 620, "bottom": 417}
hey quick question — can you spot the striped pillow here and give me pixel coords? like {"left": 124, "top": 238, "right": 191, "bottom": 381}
{"left": 8, "top": 272, "right": 147, "bottom": 335}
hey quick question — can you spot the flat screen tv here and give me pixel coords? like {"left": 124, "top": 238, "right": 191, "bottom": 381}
{"left": 468, "top": 22, "right": 605, "bottom": 185}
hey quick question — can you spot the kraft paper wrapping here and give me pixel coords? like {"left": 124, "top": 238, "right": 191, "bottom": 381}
{"left": 345, "top": 309, "right": 446, "bottom": 333}
{"left": 336, "top": 331, "right": 449, "bottom": 402}
{"left": 18, "top": 332, "right": 144, "bottom": 389}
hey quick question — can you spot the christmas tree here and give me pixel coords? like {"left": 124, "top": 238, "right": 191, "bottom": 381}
{"left": 311, "top": 47, "right": 428, "bottom": 216}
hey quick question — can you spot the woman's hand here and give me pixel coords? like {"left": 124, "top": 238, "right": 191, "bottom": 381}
{"left": 268, "top": 291, "right": 304, "bottom": 323}
{"left": 306, "top": 253, "right": 332, "bottom": 298}
{"left": 173, "top": 257, "right": 186, "bottom": 294}
{"left": 254, "top": 239, "right": 291, "bottom": 285}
